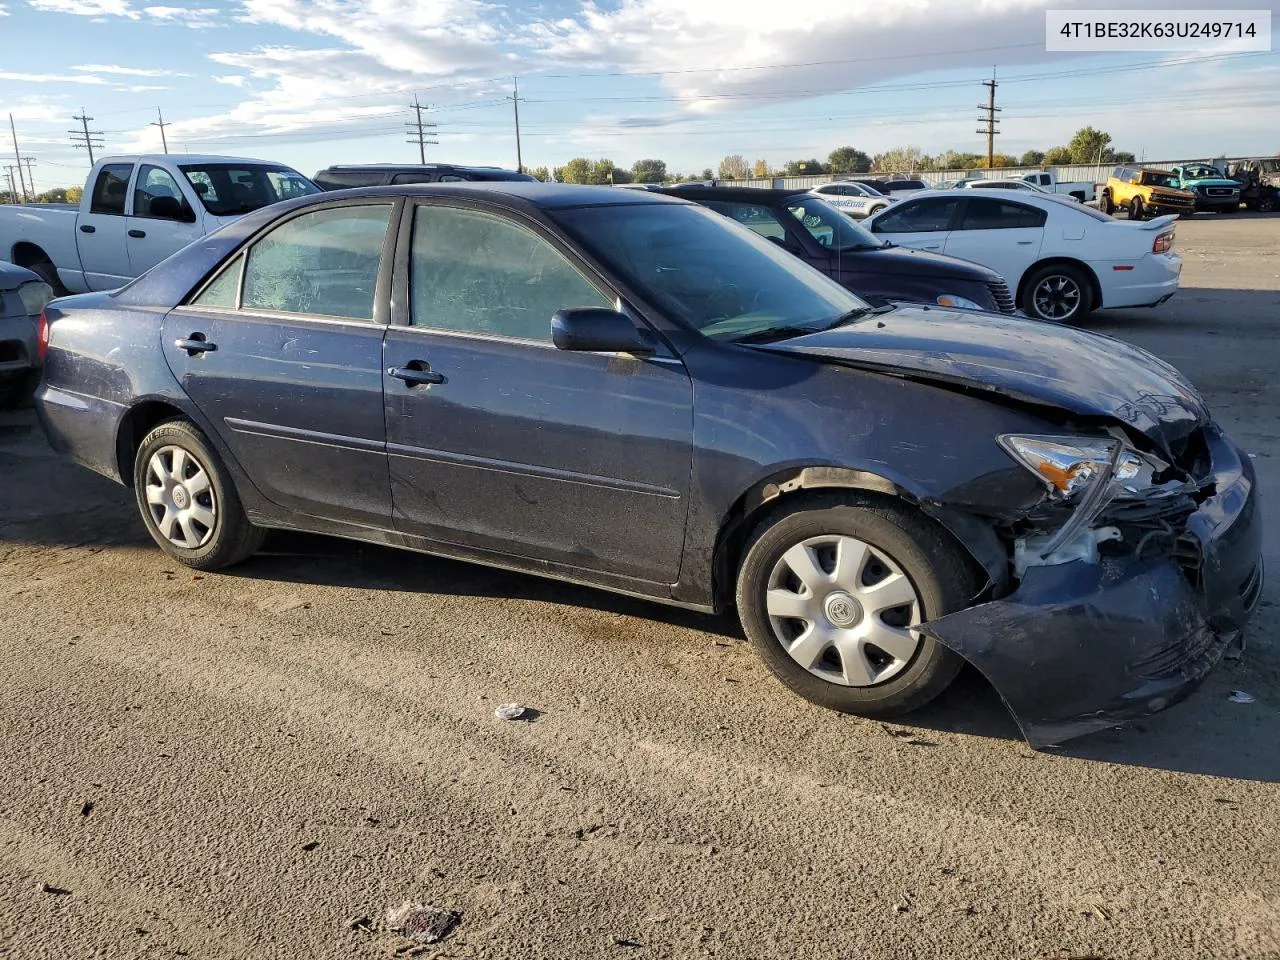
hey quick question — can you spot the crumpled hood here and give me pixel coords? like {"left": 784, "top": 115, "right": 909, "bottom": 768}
{"left": 759, "top": 306, "right": 1208, "bottom": 451}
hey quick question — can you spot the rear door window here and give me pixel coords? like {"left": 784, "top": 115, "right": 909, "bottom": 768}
{"left": 703, "top": 201, "right": 790, "bottom": 242}
{"left": 89, "top": 163, "right": 134, "bottom": 216}
{"left": 239, "top": 204, "right": 393, "bottom": 320}
{"left": 956, "top": 198, "right": 1047, "bottom": 230}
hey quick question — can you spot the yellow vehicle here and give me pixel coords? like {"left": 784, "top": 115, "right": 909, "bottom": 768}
{"left": 1099, "top": 166, "right": 1196, "bottom": 220}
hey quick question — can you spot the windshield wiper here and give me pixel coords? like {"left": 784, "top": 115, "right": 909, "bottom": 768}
{"left": 733, "top": 307, "right": 875, "bottom": 345}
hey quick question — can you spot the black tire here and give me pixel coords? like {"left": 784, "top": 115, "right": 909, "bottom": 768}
{"left": 1020, "top": 262, "right": 1093, "bottom": 324}
{"left": 26, "top": 260, "right": 68, "bottom": 298}
{"left": 132, "top": 419, "right": 264, "bottom": 570}
{"left": 1100, "top": 191, "right": 1114, "bottom": 215}
{"left": 735, "top": 494, "right": 977, "bottom": 718}
{"left": 1128, "top": 196, "right": 1145, "bottom": 220}
{"left": 1260, "top": 193, "right": 1277, "bottom": 214}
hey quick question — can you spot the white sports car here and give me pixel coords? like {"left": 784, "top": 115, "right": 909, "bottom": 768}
{"left": 863, "top": 188, "right": 1181, "bottom": 323}
{"left": 807, "top": 181, "right": 897, "bottom": 218}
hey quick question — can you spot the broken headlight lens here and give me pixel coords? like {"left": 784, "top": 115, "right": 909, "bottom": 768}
{"left": 999, "top": 435, "right": 1155, "bottom": 501}
{"left": 17, "top": 281, "right": 53, "bottom": 317}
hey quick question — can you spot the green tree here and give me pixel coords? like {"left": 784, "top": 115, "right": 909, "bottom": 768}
{"left": 827, "top": 146, "right": 871, "bottom": 175}
{"left": 1111, "top": 151, "right": 1136, "bottom": 164}
{"left": 1068, "top": 126, "right": 1113, "bottom": 164}
{"left": 36, "top": 187, "right": 69, "bottom": 203}
{"left": 1020, "top": 149, "right": 1046, "bottom": 166}
{"left": 936, "top": 150, "right": 982, "bottom": 170}
{"left": 1043, "top": 146, "right": 1073, "bottom": 165}
{"left": 700, "top": 168, "right": 714, "bottom": 181}
{"left": 872, "top": 146, "right": 928, "bottom": 173}
{"left": 527, "top": 166, "right": 551, "bottom": 182}
{"left": 595, "top": 159, "right": 631, "bottom": 184}
{"left": 989, "top": 153, "right": 1019, "bottom": 168}
{"left": 717, "top": 154, "right": 749, "bottom": 180}
{"left": 559, "top": 158, "right": 594, "bottom": 184}
{"left": 752, "top": 158, "right": 772, "bottom": 177}
{"left": 782, "top": 158, "right": 826, "bottom": 176}
{"left": 631, "top": 158, "right": 667, "bottom": 183}
{"left": 67, "top": 186, "right": 83, "bottom": 204}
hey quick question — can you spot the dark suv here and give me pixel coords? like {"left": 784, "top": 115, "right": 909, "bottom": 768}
{"left": 313, "top": 164, "right": 535, "bottom": 191}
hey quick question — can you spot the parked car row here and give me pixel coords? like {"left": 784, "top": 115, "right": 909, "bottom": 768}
{"left": 29, "top": 179, "right": 1262, "bottom": 749}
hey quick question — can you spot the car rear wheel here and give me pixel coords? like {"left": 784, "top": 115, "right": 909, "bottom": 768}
{"left": 133, "top": 419, "right": 264, "bottom": 570}
{"left": 735, "top": 495, "right": 975, "bottom": 718}
{"left": 1100, "top": 191, "right": 1114, "bottom": 215}
{"left": 1021, "top": 263, "right": 1092, "bottom": 323}
{"left": 1128, "top": 196, "right": 1145, "bottom": 220}
{"left": 1260, "top": 193, "right": 1277, "bottom": 213}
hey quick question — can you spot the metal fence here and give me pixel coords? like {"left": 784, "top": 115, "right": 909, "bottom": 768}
{"left": 712, "top": 155, "right": 1251, "bottom": 191}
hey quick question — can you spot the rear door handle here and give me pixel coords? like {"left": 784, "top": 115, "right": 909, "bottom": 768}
{"left": 174, "top": 333, "right": 216, "bottom": 355}
{"left": 128, "top": 229, "right": 146, "bottom": 238}
{"left": 1016, "top": 240, "right": 1034, "bottom": 245}
{"left": 79, "top": 224, "right": 96, "bottom": 234}
{"left": 389, "top": 363, "right": 445, "bottom": 386}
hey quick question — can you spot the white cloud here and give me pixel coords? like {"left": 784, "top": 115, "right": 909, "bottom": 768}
{"left": 0, "top": 4, "right": 9, "bottom": 15}
{"left": 0, "top": 69, "right": 109, "bottom": 83}
{"left": 72, "top": 63, "right": 180, "bottom": 76}
{"left": 120, "top": 83, "right": 170, "bottom": 91}
{"left": 213, "top": 74, "right": 248, "bottom": 86}
{"left": 26, "top": 0, "right": 138, "bottom": 17}
{"left": 143, "top": 4, "right": 220, "bottom": 27}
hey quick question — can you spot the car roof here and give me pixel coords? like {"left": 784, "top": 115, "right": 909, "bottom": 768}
{"left": 655, "top": 185, "right": 806, "bottom": 203}
{"left": 892, "top": 187, "right": 1060, "bottom": 207}
{"left": 303, "top": 181, "right": 691, "bottom": 210}
{"left": 318, "top": 163, "right": 522, "bottom": 174}
{"left": 97, "top": 154, "right": 296, "bottom": 166}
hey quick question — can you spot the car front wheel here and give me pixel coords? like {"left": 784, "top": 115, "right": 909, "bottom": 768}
{"left": 1100, "top": 191, "right": 1114, "bottom": 215}
{"left": 1021, "top": 263, "right": 1092, "bottom": 323}
{"left": 1128, "top": 196, "right": 1145, "bottom": 220}
{"left": 735, "top": 495, "right": 975, "bottom": 718}
{"left": 133, "top": 419, "right": 264, "bottom": 570}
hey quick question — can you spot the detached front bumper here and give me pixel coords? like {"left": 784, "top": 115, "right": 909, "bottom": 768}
{"left": 924, "top": 428, "right": 1263, "bottom": 748}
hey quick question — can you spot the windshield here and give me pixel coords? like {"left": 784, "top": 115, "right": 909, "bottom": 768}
{"left": 784, "top": 197, "right": 884, "bottom": 252}
{"left": 180, "top": 163, "right": 320, "bottom": 216}
{"left": 553, "top": 203, "right": 867, "bottom": 342}
{"left": 1183, "top": 165, "right": 1221, "bottom": 179}
{"left": 1141, "top": 171, "right": 1179, "bottom": 188}
{"left": 1258, "top": 158, "right": 1280, "bottom": 173}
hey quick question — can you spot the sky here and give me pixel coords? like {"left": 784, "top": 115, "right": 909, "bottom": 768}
{"left": 0, "top": 0, "right": 1277, "bottom": 190}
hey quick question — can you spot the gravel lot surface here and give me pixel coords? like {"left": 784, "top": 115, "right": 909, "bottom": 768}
{"left": 1, "top": 213, "right": 1277, "bottom": 960}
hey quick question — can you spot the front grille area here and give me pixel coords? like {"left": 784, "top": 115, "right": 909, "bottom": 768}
{"left": 987, "top": 279, "right": 1016, "bottom": 314}
{"left": 1201, "top": 187, "right": 1237, "bottom": 198}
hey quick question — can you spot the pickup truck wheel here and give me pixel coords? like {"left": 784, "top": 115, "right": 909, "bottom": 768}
{"left": 1022, "top": 263, "right": 1091, "bottom": 323}
{"left": 1100, "top": 191, "right": 1114, "bottom": 215}
{"left": 736, "top": 495, "right": 973, "bottom": 717}
{"left": 1259, "top": 193, "right": 1277, "bottom": 213}
{"left": 26, "top": 260, "right": 68, "bottom": 297}
{"left": 1128, "top": 196, "right": 1145, "bottom": 220}
{"left": 133, "top": 419, "right": 265, "bottom": 571}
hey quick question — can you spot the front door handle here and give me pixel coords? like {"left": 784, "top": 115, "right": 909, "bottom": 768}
{"left": 79, "top": 224, "right": 96, "bottom": 234}
{"left": 1016, "top": 240, "right": 1034, "bottom": 245}
{"left": 174, "top": 333, "right": 217, "bottom": 355}
{"left": 389, "top": 362, "right": 445, "bottom": 386}
{"left": 128, "top": 229, "right": 146, "bottom": 239}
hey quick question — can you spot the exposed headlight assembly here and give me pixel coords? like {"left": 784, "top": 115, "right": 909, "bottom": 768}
{"left": 935, "top": 294, "right": 984, "bottom": 311}
{"left": 999, "top": 434, "right": 1160, "bottom": 559}
{"left": 17, "top": 281, "right": 53, "bottom": 317}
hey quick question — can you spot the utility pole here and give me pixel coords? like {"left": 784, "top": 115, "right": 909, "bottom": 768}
{"left": 976, "top": 69, "right": 1000, "bottom": 170}
{"left": 151, "top": 107, "right": 170, "bottom": 154}
{"left": 9, "top": 114, "right": 27, "bottom": 202}
{"left": 3, "top": 167, "right": 17, "bottom": 204}
{"left": 405, "top": 95, "right": 437, "bottom": 164}
{"left": 69, "top": 110, "right": 105, "bottom": 166}
{"left": 21, "top": 157, "right": 36, "bottom": 198}
{"left": 509, "top": 76, "right": 523, "bottom": 174}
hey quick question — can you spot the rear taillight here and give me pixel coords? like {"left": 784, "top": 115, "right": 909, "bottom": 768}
{"left": 37, "top": 310, "right": 49, "bottom": 362}
{"left": 1153, "top": 231, "right": 1174, "bottom": 254}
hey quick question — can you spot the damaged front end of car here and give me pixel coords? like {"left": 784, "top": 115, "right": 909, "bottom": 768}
{"left": 924, "top": 416, "right": 1264, "bottom": 748}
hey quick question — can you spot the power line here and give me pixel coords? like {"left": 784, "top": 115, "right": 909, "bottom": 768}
{"left": 8, "top": 114, "right": 27, "bottom": 202}
{"left": 151, "top": 107, "right": 170, "bottom": 154}
{"left": 977, "top": 69, "right": 1000, "bottom": 168}
{"left": 69, "top": 110, "right": 105, "bottom": 165}
{"left": 406, "top": 95, "right": 438, "bottom": 163}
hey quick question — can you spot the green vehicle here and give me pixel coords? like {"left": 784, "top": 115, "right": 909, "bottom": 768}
{"left": 1169, "top": 163, "right": 1242, "bottom": 213}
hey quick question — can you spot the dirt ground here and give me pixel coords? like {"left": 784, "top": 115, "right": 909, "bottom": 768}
{"left": 1, "top": 213, "right": 1277, "bottom": 960}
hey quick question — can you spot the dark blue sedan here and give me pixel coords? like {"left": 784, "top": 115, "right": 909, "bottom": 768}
{"left": 34, "top": 183, "right": 1262, "bottom": 747}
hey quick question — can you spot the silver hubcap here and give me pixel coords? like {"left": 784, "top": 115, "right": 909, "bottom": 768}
{"left": 145, "top": 445, "right": 217, "bottom": 549}
{"left": 765, "top": 535, "right": 923, "bottom": 687}
{"left": 1032, "top": 275, "right": 1081, "bottom": 320}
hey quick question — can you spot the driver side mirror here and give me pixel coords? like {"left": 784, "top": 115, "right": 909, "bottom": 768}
{"left": 551, "top": 308, "right": 655, "bottom": 356}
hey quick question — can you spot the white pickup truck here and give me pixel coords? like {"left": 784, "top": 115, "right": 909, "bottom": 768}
{"left": 0, "top": 154, "right": 318, "bottom": 293}
{"left": 1019, "top": 170, "right": 1099, "bottom": 203}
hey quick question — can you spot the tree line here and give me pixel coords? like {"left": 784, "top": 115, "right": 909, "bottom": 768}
{"left": 533, "top": 127, "right": 1139, "bottom": 184}
{"left": 0, "top": 186, "right": 83, "bottom": 205}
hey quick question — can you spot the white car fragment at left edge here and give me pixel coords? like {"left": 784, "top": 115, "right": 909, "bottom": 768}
{"left": 863, "top": 189, "right": 1181, "bottom": 323}
{"left": 807, "top": 181, "right": 897, "bottom": 219}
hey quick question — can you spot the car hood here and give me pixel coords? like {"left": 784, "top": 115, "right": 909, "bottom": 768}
{"left": 1185, "top": 178, "right": 1240, "bottom": 188}
{"left": 758, "top": 306, "right": 1207, "bottom": 453}
{"left": 832, "top": 244, "right": 999, "bottom": 282}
